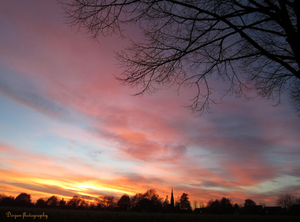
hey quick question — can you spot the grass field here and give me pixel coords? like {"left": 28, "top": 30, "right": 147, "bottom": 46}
{"left": 1, "top": 206, "right": 300, "bottom": 222}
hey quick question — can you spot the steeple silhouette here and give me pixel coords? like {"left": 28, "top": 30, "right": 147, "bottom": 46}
{"left": 170, "top": 188, "right": 174, "bottom": 208}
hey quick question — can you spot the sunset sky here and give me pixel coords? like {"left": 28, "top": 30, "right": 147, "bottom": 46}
{"left": 0, "top": 1, "right": 300, "bottom": 207}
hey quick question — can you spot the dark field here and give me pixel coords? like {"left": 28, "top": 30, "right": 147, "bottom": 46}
{"left": 1, "top": 206, "right": 300, "bottom": 222}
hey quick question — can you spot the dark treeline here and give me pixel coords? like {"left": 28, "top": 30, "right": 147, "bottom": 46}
{"left": 1, "top": 190, "right": 300, "bottom": 215}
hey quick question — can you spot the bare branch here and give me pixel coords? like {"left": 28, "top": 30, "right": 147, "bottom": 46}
{"left": 60, "top": 0, "right": 300, "bottom": 115}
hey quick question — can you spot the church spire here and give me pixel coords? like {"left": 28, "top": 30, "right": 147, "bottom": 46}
{"left": 170, "top": 188, "right": 174, "bottom": 207}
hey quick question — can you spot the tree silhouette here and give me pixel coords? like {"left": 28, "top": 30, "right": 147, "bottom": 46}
{"left": 47, "top": 195, "right": 58, "bottom": 208}
{"left": 35, "top": 198, "right": 47, "bottom": 208}
{"left": 207, "top": 197, "right": 234, "bottom": 214}
{"left": 162, "top": 195, "right": 170, "bottom": 210}
{"left": 117, "top": 194, "right": 131, "bottom": 211}
{"left": 131, "top": 193, "right": 143, "bottom": 209}
{"left": 78, "top": 199, "right": 88, "bottom": 209}
{"left": 14, "top": 193, "right": 32, "bottom": 207}
{"left": 131, "top": 189, "right": 163, "bottom": 212}
{"left": 234, "top": 203, "right": 240, "bottom": 213}
{"left": 0, "top": 194, "right": 15, "bottom": 206}
{"left": 95, "top": 195, "right": 117, "bottom": 210}
{"left": 67, "top": 195, "right": 85, "bottom": 209}
{"left": 58, "top": 198, "right": 66, "bottom": 208}
{"left": 276, "top": 193, "right": 299, "bottom": 212}
{"left": 179, "top": 193, "right": 192, "bottom": 211}
{"left": 61, "top": 0, "right": 300, "bottom": 114}
{"left": 244, "top": 199, "right": 256, "bottom": 207}
{"left": 207, "top": 199, "right": 221, "bottom": 214}
{"left": 103, "top": 195, "right": 117, "bottom": 209}
{"left": 219, "top": 197, "right": 234, "bottom": 214}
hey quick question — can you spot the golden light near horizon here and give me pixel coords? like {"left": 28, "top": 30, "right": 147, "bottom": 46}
{"left": 76, "top": 181, "right": 136, "bottom": 196}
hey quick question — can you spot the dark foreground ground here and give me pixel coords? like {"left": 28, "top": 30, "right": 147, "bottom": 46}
{"left": 1, "top": 206, "right": 300, "bottom": 222}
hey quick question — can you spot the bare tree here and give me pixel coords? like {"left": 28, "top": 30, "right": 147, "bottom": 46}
{"left": 60, "top": 0, "right": 300, "bottom": 114}
{"left": 193, "top": 200, "right": 198, "bottom": 209}
{"left": 276, "top": 193, "right": 299, "bottom": 211}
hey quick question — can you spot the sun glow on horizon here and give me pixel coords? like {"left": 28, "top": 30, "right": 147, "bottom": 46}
{"left": 76, "top": 181, "right": 136, "bottom": 196}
